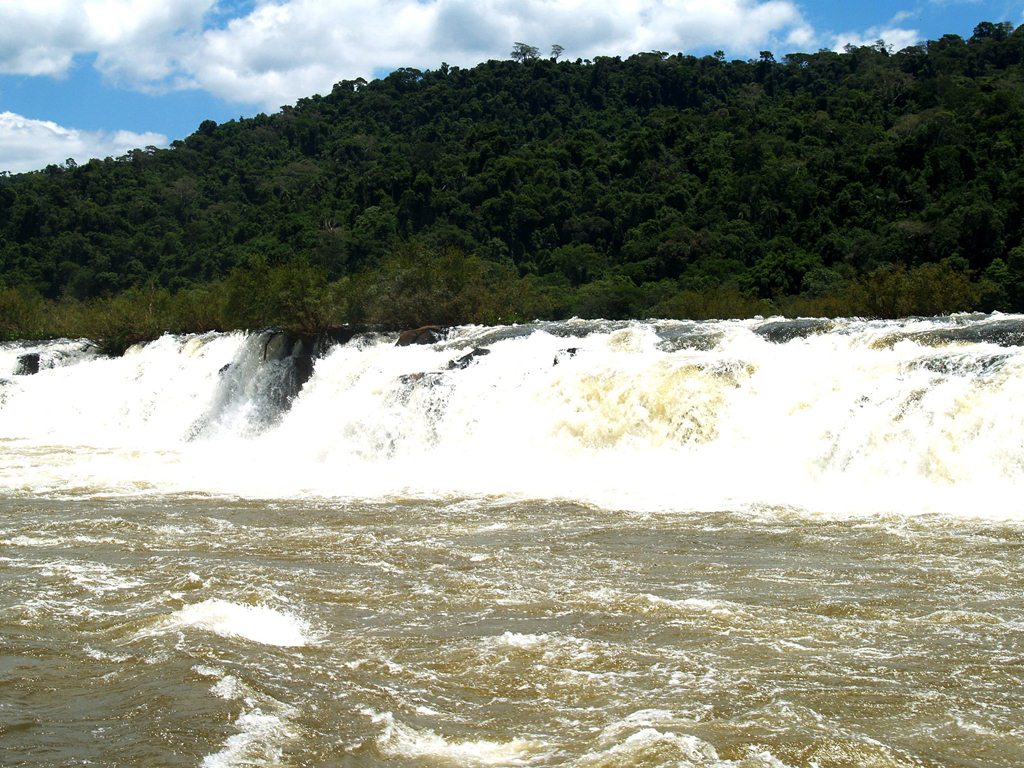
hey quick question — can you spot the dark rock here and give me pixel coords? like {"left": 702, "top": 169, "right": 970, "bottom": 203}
{"left": 398, "top": 371, "right": 444, "bottom": 386}
{"left": 321, "top": 325, "right": 361, "bottom": 346}
{"left": 754, "top": 318, "right": 833, "bottom": 343}
{"left": 15, "top": 353, "right": 40, "bottom": 376}
{"left": 261, "top": 325, "right": 366, "bottom": 363}
{"left": 397, "top": 347, "right": 490, "bottom": 386}
{"left": 446, "top": 348, "right": 490, "bottom": 370}
{"left": 553, "top": 347, "right": 579, "bottom": 366}
{"left": 293, "top": 354, "right": 314, "bottom": 387}
{"left": 257, "top": 327, "right": 365, "bottom": 400}
{"left": 912, "top": 318, "right": 1024, "bottom": 347}
{"left": 261, "top": 331, "right": 299, "bottom": 361}
{"left": 396, "top": 326, "right": 446, "bottom": 346}
{"left": 655, "top": 326, "right": 723, "bottom": 352}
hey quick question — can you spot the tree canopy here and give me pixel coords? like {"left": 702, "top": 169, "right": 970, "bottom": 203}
{"left": 3, "top": 22, "right": 1024, "bottom": 341}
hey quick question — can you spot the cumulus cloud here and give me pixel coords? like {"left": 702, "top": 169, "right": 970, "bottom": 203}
{"left": 0, "top": 112, "right": 167, "bottom": 174}
{"left": 0, "top": 0, "right": 214, "bottom": 83}
{"left": 0, "top": 0, "right": 818, "bottom": 109}
{"left": 831, "top": 25, "right": 923, "bottom": 53}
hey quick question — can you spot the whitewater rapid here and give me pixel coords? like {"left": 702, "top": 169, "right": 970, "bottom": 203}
{"left": 2, "top": 315, "right": 1022, "bottom": 518}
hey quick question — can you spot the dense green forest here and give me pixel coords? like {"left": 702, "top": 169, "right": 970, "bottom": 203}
{"left": 3, "top": 21, "right": 1024, "bottom": 345}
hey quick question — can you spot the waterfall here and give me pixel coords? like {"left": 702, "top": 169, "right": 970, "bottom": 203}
{"left": 2, "top": 315, "right": 1022, "bottom": 517}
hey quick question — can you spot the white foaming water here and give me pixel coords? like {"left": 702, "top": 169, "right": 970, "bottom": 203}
{"left": 0, "top": 338, "right": 99, "bottom": 376}
{"left": 492, "top": 631, "right": 550, "bottom": 649}
{"left": 372, "top": 710, "right": 542, "bottom": 766}
{"left": 1, "top": 316, "right": 1022, "bottom": 518}
{"left": 0, "top": 332, "right": 245, "bottom": 447}
{"left": 162, "top": 599, "right": 313, "bottom": 647}
{"left": 192, "top": 663, "right": 299, "bottom": 768}
{"left": 200, "top": 709, "right": 294, "bottom": 768}
{"left": 582, "top": 711, "right": 793, "bottom": 768}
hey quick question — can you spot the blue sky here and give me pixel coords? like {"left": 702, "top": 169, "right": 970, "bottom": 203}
{"left": 1, "top": 0, "right": 1021, "bottom": 173}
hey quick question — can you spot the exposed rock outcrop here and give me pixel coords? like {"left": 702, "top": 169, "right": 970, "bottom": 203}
{"left": 396, "top": 326, "right": 447, "bottom": 346}
{"left": 15, "top": 353, "right": 40, "bottom": 376}
{"left": 754, "top": 319, "right": 833, "bottom": 343}
{"left": 446, "top": 348, "right": 490, "bottom": 370}
{"left": 260, "top": 327, "right": 366, "bottom": 394}
{"left": 397, "top": 347, "right": 490, "bottom": 386}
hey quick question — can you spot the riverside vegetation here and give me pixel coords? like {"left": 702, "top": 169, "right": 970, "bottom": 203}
{"left": 2, "top": 22, "right": 1024, "bottom": 351}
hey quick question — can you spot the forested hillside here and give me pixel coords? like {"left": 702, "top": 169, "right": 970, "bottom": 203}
{"left": 3, "top": 22, "right": 1024, "bottom": 343}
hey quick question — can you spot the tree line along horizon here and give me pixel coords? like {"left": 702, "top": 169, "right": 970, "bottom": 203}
{"left": 2, "top": 21, "right": 1024, "bottom": 350}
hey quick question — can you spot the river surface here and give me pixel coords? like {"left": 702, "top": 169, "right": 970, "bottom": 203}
{"left": 1, "top": 316, "right": 1023, "bottom": 766}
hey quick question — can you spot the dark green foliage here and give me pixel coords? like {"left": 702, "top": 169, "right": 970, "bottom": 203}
{"left": 221, "top": 255, "right": 341, "bottom": 334}
{"left": 345, "top": 243, "right": 525, "bottom": 327}
{"left": 3, "top": 21, "right": 1024, "bottom": 343}
{"left": 0, "top": 286, "right": 47, "bottom": 340}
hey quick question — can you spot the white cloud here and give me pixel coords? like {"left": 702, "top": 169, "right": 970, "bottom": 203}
{"left": 0, "top": 0, "right": 819, "bottom": 109}
{"left": 0, "top": 1, "right": 214, "bottom": 82}
{"left": 831, "top": 25, "right": 923, "bottom": 53}
{"left": 0, "top": 112, "right": 167, "bottom": 174}
{"left": 889, "top": 10, "right": 919, "bottom": 25}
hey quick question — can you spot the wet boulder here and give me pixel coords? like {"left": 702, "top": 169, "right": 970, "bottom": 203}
{"left": 263, "top": 333, "right": 315, "bottom": 389}
{"left": 754, "top": 318, "right": 833, "bottom": 343}
{"left": 257, "top": 326, "right": 368, "bottom": 402}
{"left": 396, "top": 326, "right": 446, "bottom": 346}
{"left": 15, "top": 353, "right": 40, "bottom": 376}
{"left": 912, "top": 318, "right": 1024, "bottom": 347}
{"left": 446, "top": 348, "right": 490, "bottom": 370}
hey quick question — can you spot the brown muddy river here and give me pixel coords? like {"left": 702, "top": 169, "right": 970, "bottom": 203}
{"left": 2, "top": 496, "right": 1022, "bottom": 767}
